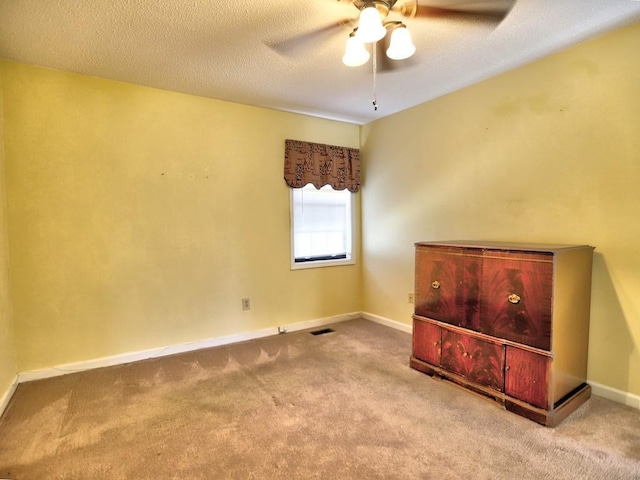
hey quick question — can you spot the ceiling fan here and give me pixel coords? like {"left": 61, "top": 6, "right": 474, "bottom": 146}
{"left": 269, "top": 1, "right": 515, "bottom": 66}
{"left": 346, "top": 1, "right": 516, "bottom": 109}
{"left": 347, "top": 1, "right": 514, "bottom": 66}
{"left": 268, "top": 0, "right": 515, "bottom": 110}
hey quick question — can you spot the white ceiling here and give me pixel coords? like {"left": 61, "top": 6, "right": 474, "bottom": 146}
{"left": 0, "top": 0, "right": 639, "bottom": 125}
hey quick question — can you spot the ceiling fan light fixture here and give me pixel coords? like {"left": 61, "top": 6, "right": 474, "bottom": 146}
{"left": 386, "top": 25, "right": 416, "bottom": 60}
{"left": 343, "top": 34, "right": 370, "bottom": 67}
{"left": 355, "top": 5, "right": 387, "bottom": 43}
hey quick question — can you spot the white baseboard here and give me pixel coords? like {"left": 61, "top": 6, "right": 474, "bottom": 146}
{"left": 0, "top": 375, "right": 18, "bottom": 418}
{"left": 590, "top": 381, "right": 640, "bottom": 409}
{"left": 17, "top": 312, "right": 360, "bottom": 384}
{"left": 281, "top": 312, "right": 361, "bottom": 334}
{"left": 11, "top": 312, "right": 640, "bottom": 414}
{"left": 360, "top": 311, "right": 413, "bottom": 334}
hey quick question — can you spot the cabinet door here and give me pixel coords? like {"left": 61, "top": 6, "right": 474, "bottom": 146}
{"left": 505, "top": 347, "right": 549, "bottom": 409}
{"left": 412, "top": 320, "right": 441, "bottom": 365}
{"left": 440, "top": 331, "right": 504, "bottom": 391}
{"left": 415, "top": 247, "right": 481, "bottom": 330}
{"left": 481, "top": 252, "right": 553, "bottom": 350}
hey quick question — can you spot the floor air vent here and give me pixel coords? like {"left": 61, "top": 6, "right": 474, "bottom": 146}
{"left": 310, "top": 328, "right": 335, "bottom": 336}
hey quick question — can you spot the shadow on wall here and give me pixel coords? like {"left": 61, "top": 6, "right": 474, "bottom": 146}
{"left": 588, "top": 252, "right": 633, "bottom": 394}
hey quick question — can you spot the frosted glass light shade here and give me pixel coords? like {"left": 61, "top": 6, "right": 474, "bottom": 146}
{"left": 355, "top": 6, "right": 386, "bottom": 43}
{"left": 343, "top": 36, "right": 370, "bottom": 67}
{"left": 386, "top": 26, "right": 416, "bottom": 60}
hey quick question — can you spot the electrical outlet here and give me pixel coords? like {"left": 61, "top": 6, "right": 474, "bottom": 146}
{"left": 241, "top": 298, "right": 251, "bottom": 311}
{"left": 408, "top": 292, "right": 414, "bottom": 304}
{"left": 278, "top": 326, "right": 287, "bottom": 334}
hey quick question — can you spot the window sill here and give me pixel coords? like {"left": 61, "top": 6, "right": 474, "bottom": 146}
{"left": 290, "top": 258, "right": 355, "bottom": 270}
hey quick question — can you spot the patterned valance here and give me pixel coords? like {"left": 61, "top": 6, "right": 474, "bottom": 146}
{"left": 284, "top": 139, "right": 361, "bottom": 193}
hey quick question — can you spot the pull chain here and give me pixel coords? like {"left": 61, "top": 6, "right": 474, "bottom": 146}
{"left": 372, "top": 43, "right": 378, "bottom": 111}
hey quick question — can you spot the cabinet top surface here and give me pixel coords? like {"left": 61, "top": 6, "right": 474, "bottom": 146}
{"left": 415, "top": 241, "right": 594, "bottom": 253}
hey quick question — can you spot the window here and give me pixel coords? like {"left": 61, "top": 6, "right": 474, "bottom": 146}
{"left": 291, "top": 184, "right": 354, "bottom": 269}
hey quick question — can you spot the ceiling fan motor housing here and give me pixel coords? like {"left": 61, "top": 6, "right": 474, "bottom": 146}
{"left": 353, "top": 0, "right": 398, "bottom": 18}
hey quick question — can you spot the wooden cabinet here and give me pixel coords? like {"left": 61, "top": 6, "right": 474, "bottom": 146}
{"left": 410, "top": 241, "right": 593, "bottom": 426}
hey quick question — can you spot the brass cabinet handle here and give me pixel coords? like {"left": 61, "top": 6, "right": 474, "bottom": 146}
{"left": 508, "top": 293, "right": 521, "bottom": 304}
{"left": 431, "top": 280, "right": 441, "bottom": 289}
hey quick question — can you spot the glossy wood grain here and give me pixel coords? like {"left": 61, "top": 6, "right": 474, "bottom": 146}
{"left": 481, "top": 253, "right": 553, "bottom": 350}
{"left": 412, "top": 320, "right": 441, "bottom": 365}
{"left": 440, "top": 331, "right": 504, "bottom": 391}
{"left": 505, "top": 347, "right": 549, "bottom": 409}
{"left": 415, "top": 247, "right": 481, "bottom": 330}
{"left": 415, "top": 247, "right": 462, "bottom": 324}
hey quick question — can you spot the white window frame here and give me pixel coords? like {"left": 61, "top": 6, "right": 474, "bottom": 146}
{"left": 290, "top": 184, "right": 356, "bottom": 270}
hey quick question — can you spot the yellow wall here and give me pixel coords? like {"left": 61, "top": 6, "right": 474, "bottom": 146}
{"left": 0, "top": 67, "right": 17, "bottom": 398}
{"left": 2, "top": 22, "right": 639, "bottom": 401}
{"left": 361, "top": 22, "right": 640, "bottom": 397}
{"left": 1, "top": 61, "right": 361, "bottom": 372}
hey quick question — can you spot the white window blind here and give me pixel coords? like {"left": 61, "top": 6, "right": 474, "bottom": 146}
{"left": 292, "top": 184, "right": 352, "bottom": 263}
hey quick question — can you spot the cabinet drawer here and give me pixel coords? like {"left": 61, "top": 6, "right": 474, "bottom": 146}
{"left": 505, "top": 347, "right": 549, "bottom": 409}
{"left": 415, "top": 246, "right": 481, "bottom": 330}
{"left": 412, "top": 320, "right": 441, "bottom": 365}
{"left": 481, "top": 253, "right": 553, "bottom": 350}
{"left": 440, "top": 331, "right": 504, "bottom": 391}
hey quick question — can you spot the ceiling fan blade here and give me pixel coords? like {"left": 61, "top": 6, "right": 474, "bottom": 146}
{"left": 266, "top": 18, "right": 356, "bottom": 58}
{"left": 398, "top": 0, "right": 515, "bottom": 23}
{"left": 374, "top": 0, "right": 516, "bottom": 73}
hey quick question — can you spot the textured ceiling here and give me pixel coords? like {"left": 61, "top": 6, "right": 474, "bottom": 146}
{"left": 1, "top": 0, "right": 639, "bottom": 125}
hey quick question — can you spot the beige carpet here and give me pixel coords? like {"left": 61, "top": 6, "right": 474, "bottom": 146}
{"left": 0, "top": 318, "right": 639, "bottom": 479}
